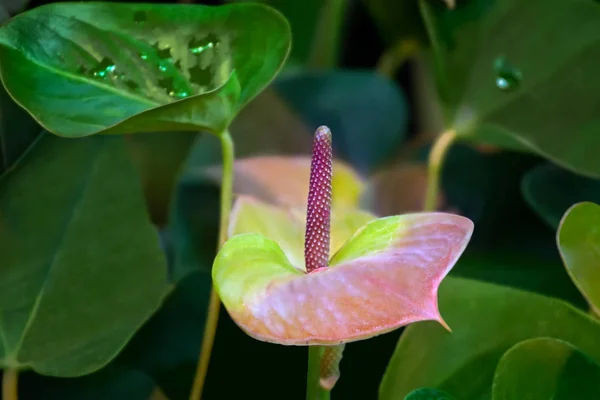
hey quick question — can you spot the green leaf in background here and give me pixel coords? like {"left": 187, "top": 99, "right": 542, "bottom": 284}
{"left": 124, "top": 131, "right": 199, "bottom": 226}
{"left": 523, "top": 163, "right": 600, "bottom": 229}
{"left": 18, "top": 364, "right": 155, "bottom": 400}
{"left": 421, "top": 0, "right": 600, "bottom": 177}
{"left": 274, "top": 70, "right": 409, "bottom": 172}
{"left": 405, "top": 388, "right": 457, "bottom": 400}
{"left": 557, "top": 202, "right": 600, "bottom": 315}
{"left": 0, "top": 2, "right": 290, "bottom": 137}
{"left": 168, "top": 176, "right": 219, "bottom": 281}
{"left": 492, "top": 338, "right": 600, "bottom": 400}
{"left": 117, "top": 269, "right": 211, "bottom": 399}
{"left": 379, "top": 277, "right": 600, "bottom": 399}
{"left": 0, "top": 133, "right": 167, "bottom": 376}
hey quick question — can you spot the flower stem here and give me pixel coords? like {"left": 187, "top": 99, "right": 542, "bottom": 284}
{"left": 424, "top": 129, "right": 456, "bottom": 212}
{"left": 3, "top": 369, "right": 18, "bottom": 400}
{"left": 307, "top": 346, "right": 330, "bottom": 400}
{"left": 189, "top": 130, "right": 235, "bottom": 400}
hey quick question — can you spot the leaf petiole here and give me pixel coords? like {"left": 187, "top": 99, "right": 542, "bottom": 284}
{"left": 189, "top": 130, "right": 234, "bottom": 400}
{"left": 424, "top": 129, "right": 456, "bottom": 211}
{"left": 2, "top": 369, "right": 18, "bottom": 400}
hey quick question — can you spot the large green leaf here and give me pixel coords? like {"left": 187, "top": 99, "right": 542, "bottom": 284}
{"left": 19, "top": 365, "right": 155, "bottom": 400}
{"left": 492, "top": 338, "right": 600, "bottom": 400}
{"left": 557, "top": 202, "right": 600, "bottom": 315}
{"left": 274, "top": 70, "right": 409, "bottom": 172}
{"left": 523, "top": 163, "right": 600, "bottom": 229}
{"left": 379, "top": 277, "right": 600, "bottom": 399}
{"left": 0, "top": 133, "right": 167, "bottom": 376}
{"left": 421, "top": 0, "right": 600, "bottom": 177}
{"left": 0, "top": 2, "right": 290, "bottom": 137}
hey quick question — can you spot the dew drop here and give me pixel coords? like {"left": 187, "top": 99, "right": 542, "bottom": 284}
{"left": 89, "top": 57, "right": 116, "bottom": 78}
{"left": 139, "top": 52, "right": 149, "bottom": 60}
{"left": 134, "top": 11, "right": 147, "bottom": 24}
{"left": 169, "top": 89, "right": 190, "bottom": 99}
{"left": 188, "top": 33, "right": 219, "bottom": 55}
{"left": 494, "top": 56, "right": 522, "bottom": 91}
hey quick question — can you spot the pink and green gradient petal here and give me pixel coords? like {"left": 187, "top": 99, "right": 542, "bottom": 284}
{"left": 212, "top": 212, "right": 473, "bottom": 345}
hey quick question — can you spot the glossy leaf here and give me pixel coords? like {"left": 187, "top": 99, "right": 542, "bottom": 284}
{"left": 523, "top": 163, "right": 600, "bottom": 229}
{"left": 0, "top": 3, "right": 290, "bottom": 137}
{"left": 274, "top": 70, "right": 409, "bottom": 172}
{"left": 492, "top": 338, "right": 600, "bottom": 400}
{"left": 422, "top": 0, "right": 600, "bottom": 177}
{"left": 0, "top": 133, "right": 167, "bottom": 376}
{"left": 202, "top": 156, "right": 366, "bottom": 209}
{"left": 557, "top": 202, "right": 600, "bottom": 315}
{"left": 379, "top": 277, "right": 600, "bottom": 399}
{"left": 405, "top": 388, "right": 456, "bottom": 400}
{"left": 213, "top": 210, "right": 473, "bottom": 344}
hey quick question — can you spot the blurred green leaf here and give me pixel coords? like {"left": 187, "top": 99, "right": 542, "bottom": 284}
{"left": 0, "top": 133, "right": 167, "bottom": 376}
{"left": 19, "top": 365, "right": 155, "bottom": 400}
{"left": 0, "top": 85, "right": 41, "bottom": 175}
{"left": 379, "top": 277, "right": 600, "bottom": 399}
{"left": 523, "top": 163, "right": 600, "bottom": 229}
{"left": 168, "top": 176, "right": 219, "bottom": 281}
{"left": 117, "top": 269, "right": 211, "bottom": 399}
{"left": 492, "top": 338, "right": 600, "bottom": 400}
{"left": 421, "top": 0, "right": 600, "bottom": 177}
{"left": 274, "top": 70, "right": 409, "bottom": 172}
{"left": 557, "top": 202, "right": 600, "bottom": 315}
{"left": 0, "top": 3, "right": 290, "bottom": 137}
{"left": 124, "top": 131, "right": 199, "bottom": 226}
{"left": 405, "top": 388, "right": 456, "bottom": 400}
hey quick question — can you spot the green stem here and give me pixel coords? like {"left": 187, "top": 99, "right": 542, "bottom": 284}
{"left": 375, "top": 39, "right": 420, "bottom": 79}
{"left": 306, "top": 346, "right": 330, "bottom": 400}
{"left": 309, "top": 0, "right": 348, "bottom": 69}
{"left": 189, "top": 130, "right": 235, "bottom": 400}
{"left": 3, "top": 369, "right": 18, "bottom": 400}
{"left": 424, "top": 129, "right": 456, "bottom": 212}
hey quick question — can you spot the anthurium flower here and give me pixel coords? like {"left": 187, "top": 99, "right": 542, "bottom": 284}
{"left": 212, "top": 126, "right": 474, "bottom": 345}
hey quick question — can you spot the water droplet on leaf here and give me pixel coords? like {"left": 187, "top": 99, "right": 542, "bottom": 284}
{"left": 134, "top": 11, "right": 147, "bottom": 24}
{"left": 494, "top": 56, "right": 522, "bottom": 91}
{"left": 188, "top": 33, "right": 219, "bottom": 55}
{"left": 139, "top": 52, "right": 149, "bottom": 60}
{"left": 169, "top": 89, "right": 190, "bottom": 99}
{"left": 89, "top": 58, "right": 116, "bottom": 78}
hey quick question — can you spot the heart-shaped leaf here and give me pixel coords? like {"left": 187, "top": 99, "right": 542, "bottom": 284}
{"left": 492, "top": 338, "right": 600, "bottom": 400}
{"left": 0, "top": 2, "right": 290, "bottom": 137}
{"left": 379, "top": 277, "right": 600, "bottom": 399}
{"left": 421, "top": 0, "right": 600, "bottom": 177}
{"left": 523, "top": 163, "right": 600, "bottom": 229}
{"left": 274, "top": 70, "right": 409, "bottom": 172}
{"left": 213, "top": 207, "right": 473, "bottom": 344}
{"left": 0, "top": 133, "right": 167, "bottom": 376}
{"left": 557, "top": 202, "right": 600, "bottom": 315}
